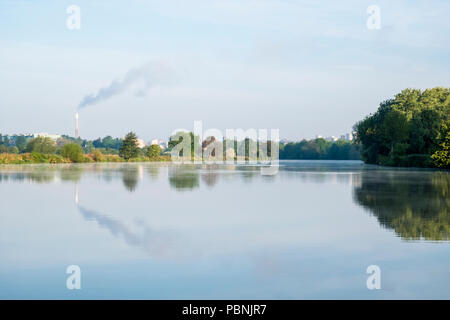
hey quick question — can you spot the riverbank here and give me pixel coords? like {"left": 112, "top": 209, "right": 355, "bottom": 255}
{"left": 0, "top": 152, "right": 171, "bottom": 164}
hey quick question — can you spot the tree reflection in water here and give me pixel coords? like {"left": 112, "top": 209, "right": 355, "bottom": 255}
{"left": 353, "top": 170, "right": 450, "bottom": 241}
{"left": 168, "top": 165, "right": 200, "bottom": 191}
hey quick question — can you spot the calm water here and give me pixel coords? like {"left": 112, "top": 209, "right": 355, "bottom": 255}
{"left": 0, "top": 160, "right": 448, "bottom": 299}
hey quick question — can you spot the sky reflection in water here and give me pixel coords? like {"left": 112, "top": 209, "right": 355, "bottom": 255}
{"left": 0, "top": 161, "right": 448, "bottom": 299}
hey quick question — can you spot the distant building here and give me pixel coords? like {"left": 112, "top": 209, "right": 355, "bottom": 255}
{"left": 338, "top": 133, "right": 354, "bottom": 141}
{"left": 136, "top": 138, "right": 146, "bottom": 148}
{"left": 345, "top": 133, "right": 353, "bottom": 141}
{"left": 158, "top": 141, "right": 168, "bottom": 149}
{"left": 315, "top": 135, "right": 323, "bottom": 139}
{"left": 325, "top": 136, "right": 338, "bottom": 142}
{"left": 32, "top": 133, "right": 61, "bottom": 141}
{"left": 150, "top": 139, "right": 168, "bottom": 150}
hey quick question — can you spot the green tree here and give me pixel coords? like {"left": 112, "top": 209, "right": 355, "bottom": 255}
{"left": 354, "top": 87, "right": 450, "bottom": 167}
{"left": 26, "top": 137, "right": 57, "bottom": 154}
{"left": 61, "top": 143, "right": 85, "bottom": 163}
{"left": 15, "top": 135, "right": 27, "bottom": 153}
{"left": 146, "top": 144, "right": 161, "bottom": 158}
{"left": 432, "top": 131, "right": 450, "bottom": 168}
{"left": 8, "top": 146, "right": 19, "bottom": 154}
{"left": 119, "top": 132, "right": 140, "bottom": 160}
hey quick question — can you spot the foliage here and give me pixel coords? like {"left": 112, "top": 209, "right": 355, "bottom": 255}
{"left": 0, "top": 145, "right": 19, "bottom": 154}
{"left": 119, "top": 132, "right": 140, "bottom": 160}
{"left": 93, "top": 136, "right": 123, "bottom": 150}
{"left": 280, "top": 139, "right": 360, "bottom": 160}
{"left": 25, "top": 137, "right": 57, "bottom": 154}
{"left": 15, "top": 135, "right": 27, "bottom": 152}
{"left": 61, "top": 143, "right": 85, "bottom": 163}
{"left": 354, "top": 87, "right": 450, "bottom": 167}
{"left": 91, "top": 149, "right": 105, "bottom": 162}
{"left": 0, "top": 153, "right": 69, "bottom": 164}
{"left": 432, "top": 131, "right": 450, "bottom": 168}
{"left": 146, "top": 144, "right": 162, "bottom": 158}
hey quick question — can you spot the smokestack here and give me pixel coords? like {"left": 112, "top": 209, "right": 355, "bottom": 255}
{"left": 75, "top": 112, "right": 79, "bottom": 139}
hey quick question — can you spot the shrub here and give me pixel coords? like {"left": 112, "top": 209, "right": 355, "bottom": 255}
{"left": 146, "top": 144, "right": 162, "bottom": 158}
{"left": 26, "top": 137, "right": 57, "bottom": 154}
{"left": 7, "top": 146, "right": 19, "bottom": 154}
{"left": 91, "top": 149, "right": 105, "bottom": 162}
{"left": 61, "top": 143, "right": 85, "bottom": 163}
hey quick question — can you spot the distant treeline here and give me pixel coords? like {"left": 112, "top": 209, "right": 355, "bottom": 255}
{"left": 0, "top": 132, "right": 167, "bottom": 164}
{"left": 1, "top": 133, "right": 362, "bottom": 162}
{"left": 166, "top": 133, "right": 361, "bottom": 160}
{"left": 280, "top": 139, "right": 360, "bottom": 160}
{"left": 354, "top": 87, "right": 450, "bottom": 168}
{"left": 0, "top": 134, "right": 123, "bottom": 155}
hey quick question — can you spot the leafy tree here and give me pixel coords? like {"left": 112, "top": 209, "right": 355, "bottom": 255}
{"left": 432, "top": 131, "right": 450, "bottom": 168}
{"left": 120, "top": 132, "right": 140, "bottom": 160}
{"left": 83, "top": 141, "right": 95, "bottom": 153}
{"left": 61, "top": 143, "right": 85, "bottom": 163}
{"left": 1, "top": 135, "right": 10, "bottom": 146}
{"left": 15, "top": 135, "right": 27, "bottom": 153}
{"left": 26, "top": 137, "right": 57, "bottom": 154}
{"left": 146, "top": 144, "right": 161, "bottom": 158}
{"left": 354, "top": 87, "right": 450, "bottom": 167}
{"left": 8, "top": 146, "right": 19, "bottom": 154}
{"left": 279, "top": 139, "right": 360, "bottom": 160}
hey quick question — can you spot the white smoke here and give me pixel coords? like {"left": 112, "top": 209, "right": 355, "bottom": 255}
{"left": 78, "top": 62, "right": 175, "bottom": 110}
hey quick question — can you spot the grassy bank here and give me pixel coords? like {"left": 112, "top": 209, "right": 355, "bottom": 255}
{"left": 0, "top": 152, "right": 171, "bottom": 165}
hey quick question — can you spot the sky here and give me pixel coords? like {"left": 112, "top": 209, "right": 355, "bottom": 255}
{"left": 0, "top": 0, "right": 449, "bottom": 142}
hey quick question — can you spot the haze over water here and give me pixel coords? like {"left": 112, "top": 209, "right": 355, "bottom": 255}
{"left": 0, "top": 161, "right": 448, "bottom": 299}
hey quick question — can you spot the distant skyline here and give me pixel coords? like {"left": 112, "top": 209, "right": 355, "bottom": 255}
{"left": 1, "top": 0, "right": 449, "bottom": 141}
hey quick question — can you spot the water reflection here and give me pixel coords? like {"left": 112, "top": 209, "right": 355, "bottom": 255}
{"left": 120, "top": 165, "right": 142, "bottom": 192}
{"left": 200, "top": 165, "right": 220, "bottom": 187}
{"left": 353, "top": 171, "right": 450, "bottom": 241}
{"left": 1, "top": 162, "right": 449, "bottom": 243}
{"left": 168, "top": 165, "right": 200, "bottom": 191}
{"left": 77, "top": 205, "right": 176, "bottom": 256}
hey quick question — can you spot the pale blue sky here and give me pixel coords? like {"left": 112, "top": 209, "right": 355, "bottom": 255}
{"left": 0, "top": 0, "right": 449, "bottom": 141}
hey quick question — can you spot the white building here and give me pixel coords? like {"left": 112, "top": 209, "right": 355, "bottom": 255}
{"left": 325, "top": 136, "right": 339, "bottom": 142}
{"left": 345, "top": 133, "right": 353, "bottom": 141}
{"left": 136, "top": 139, "right": 146, "bottom": 148}
{"left": 150, "top": 139, "right": 168, "bottom": 150}
{"left": 32, "top": 133, "right": 61, "bottom": 141}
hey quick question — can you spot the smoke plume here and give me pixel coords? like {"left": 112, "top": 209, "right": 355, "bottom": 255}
{"left": 78, "top": 62, "right": 174, "bottom": 110}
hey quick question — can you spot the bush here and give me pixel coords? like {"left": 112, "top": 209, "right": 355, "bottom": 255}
{"left": 146, "top": 144, "right": 162, "bottom": 158}
{"left": 91, "top": 149, "right": 105, "bottom": 162}
{"left": 61, "top": 143, "right": 85, "bottom": 163}
{"left": 7, "top": 146, "right": 19, "bottom": 154}
{"left": 26, "top": 137, "right": 57, "bottom": 154}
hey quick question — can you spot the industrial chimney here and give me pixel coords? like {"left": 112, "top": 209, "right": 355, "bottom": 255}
{"left": 75, "top": 112, "right": 79, "bottom": 139}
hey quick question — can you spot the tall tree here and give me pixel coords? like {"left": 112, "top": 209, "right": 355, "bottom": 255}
{"left": 119, "top": 132, "right": 140, "bottom": 160}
